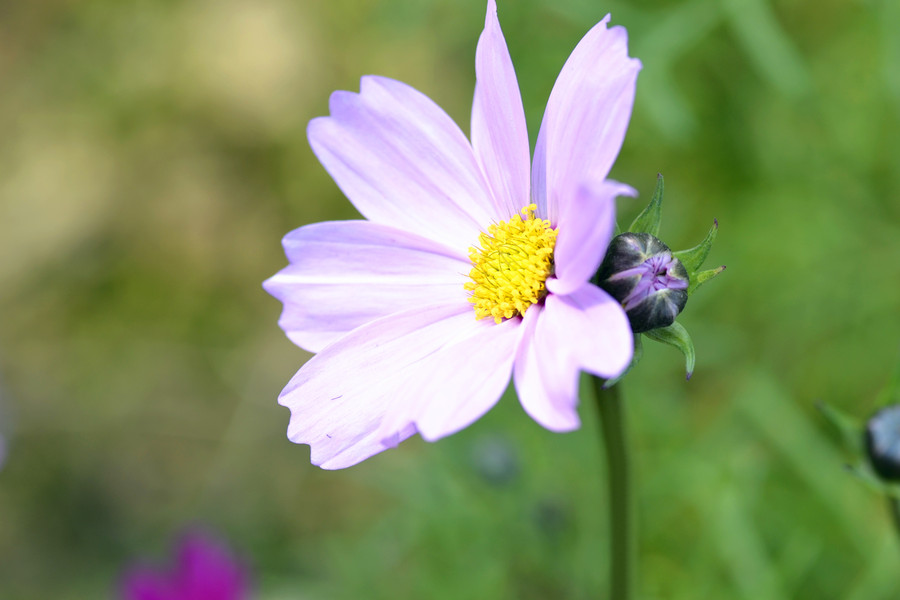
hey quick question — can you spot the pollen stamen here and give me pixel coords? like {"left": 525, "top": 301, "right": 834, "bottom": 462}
{"left": 464, "top": 204, "right": 557, "bottom": 323}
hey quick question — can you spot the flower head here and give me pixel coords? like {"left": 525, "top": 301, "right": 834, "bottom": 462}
{"left": 120, "top": 531, "right": 251, "bottom": 600}
{"left": 264, "top": 0, "right": 642, "bottom": 468}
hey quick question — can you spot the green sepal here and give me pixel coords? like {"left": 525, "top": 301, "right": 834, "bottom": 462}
{"left": 603, "top": 334, "right": 643, "bottom": 389}
{"left": 816, "top": 376, "right": 900, "bottom": 501}
{"left": 673, "top": 219, "right": 718, "bottom": 273}
{"left": 643, "top": 321, "right": 695, "bottom": 380}
{"left": 628, "top": 173, "right": 664, "bottom": 236}
{"left": 844, "top": 463, "right": 900, "bottom": 500}
{"left": 815, "top": 400, "right": 864, "bottom": 456}
{"left": 688, "top": 265, "right": 727, "bottom": 295}
{"left": 815, "top": 399, "right": 900, "bottom": 499}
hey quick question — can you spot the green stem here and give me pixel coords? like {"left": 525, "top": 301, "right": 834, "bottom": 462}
{"left": 592, "top": 376, "right": 634, "bottom": 600}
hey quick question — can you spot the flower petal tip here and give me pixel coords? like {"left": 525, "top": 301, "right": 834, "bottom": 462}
{"left": 261, "top": 274, "right": 281, "bottom": 297}
{"left": 541, "top": 416, "right": 582, "bottom": 434}
{"left": 596, "top": 15, "right": 643, "bottom": 75}
{"left": 486, "top": 0, "right": 498, "bottom": 20}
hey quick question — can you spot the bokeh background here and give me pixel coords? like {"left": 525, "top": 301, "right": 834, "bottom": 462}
{"left": 1, "top": 0, "right": 899, "bottom": 597}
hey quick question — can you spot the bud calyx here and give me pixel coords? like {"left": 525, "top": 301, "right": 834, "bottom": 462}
{"left": 595, "top": 174, "right": 724, "bottom": 385}
{"left": 597, "top": 233, "right": 689, "bottom": 333}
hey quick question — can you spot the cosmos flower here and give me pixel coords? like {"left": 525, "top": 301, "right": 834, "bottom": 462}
{"left": 120, "top": 531, "right": 250, "bottom": 600}
{"left": 264, "top": 0, "right": 641, "bottom": 469}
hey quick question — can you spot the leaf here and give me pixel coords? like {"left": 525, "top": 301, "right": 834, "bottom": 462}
{"left": 721, "top": 0, "right": 811, "bottom": 98}
{"left": 815, "top": 400, "right": 864, "bottom": 456}
{"left": 844, "top": 462, "right": 900, "bottom": 500}
{"left": 673, "top": 219, "right": 718, "bottom": 273}
{"left": 688, "top": 265, "right": 726, "bottom": 295}
{"left": 644, "top": 321, "right": 695, "bottom": 380}
{"left": 628, "top": 173, "right": 664, "bottom": 236}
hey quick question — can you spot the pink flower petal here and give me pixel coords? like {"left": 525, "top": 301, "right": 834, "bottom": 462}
{"left": 513, "top": 304, "right": 581, "bottom": 432}
{"left": 548, "top": 179, "right": 636, "bottom": 296}
{"left": 376, "top": 313, "right": 522, "bottom": 443}
{"left": 532, "top": 15, "right": 641, "bottom": 224}
{"left": 278, "top": 304, "right": 517, "bottom": 470}
{"left": 540, "top": 283, "right": 633, "bottom": 379}
{"left": 514, "top": 284, "right": 631, "bottom": 432}
{"left": 263, "top": 221, "right": 470, "bottom": 353}
{"left": 471, "top": 0, "right": 531, "bottom": 219}
{"left": 308, "top": 76, "right": 497, "bottom": 250}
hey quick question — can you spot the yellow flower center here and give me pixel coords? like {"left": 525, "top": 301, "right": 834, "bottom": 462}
{"left": 464, "top": 204, "right": 558, "bottom": 324}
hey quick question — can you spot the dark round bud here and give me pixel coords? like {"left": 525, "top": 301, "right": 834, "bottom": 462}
{"left": 865, "top": 405, "right": 900, "bottom": 481}
{"left": 596, "top": 233, "right": 690, "bottom": 333}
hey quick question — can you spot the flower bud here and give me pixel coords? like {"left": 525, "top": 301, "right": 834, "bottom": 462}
{"left": 865, "top": 404, "right": 900, "bottom": 482}
{"left": 596, "top": 232, "right": 690, "bottom": 333}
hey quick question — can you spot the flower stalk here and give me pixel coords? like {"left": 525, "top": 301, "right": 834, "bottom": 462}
{"left": 592, "top": 376, "right": 635, "bottom": 600}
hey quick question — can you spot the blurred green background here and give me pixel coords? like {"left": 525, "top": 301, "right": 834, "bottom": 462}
{"left": 1, "top": 0, "right": 899, "bottom": 597}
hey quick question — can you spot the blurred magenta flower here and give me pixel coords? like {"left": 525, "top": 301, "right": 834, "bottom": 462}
{"left": 121, "top": 531, "right": 250, "bottom": 600}
{"left": 265, "top": 0, "right": 641, "bottom": 468}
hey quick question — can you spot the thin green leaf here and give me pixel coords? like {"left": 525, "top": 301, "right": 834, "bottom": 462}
{"left": 845, "top": 463, "right": 900, "bottom": 500}
{"left": 688, "top": 265, "right": 726, "bottom": 295}
{"left": 628, "top": 173, "right": 664, "bottom": 236}
{"left": 644, "top": 321, "right": 695, "bottom": 380}
{"left": 815, "top": 400, "right": 864, "bottom": 456}
{"left": 673, "top": 219, "right": 718, "bottom": 273}
{"left": 722, "top": 0, "right": 811, "bottom": 99}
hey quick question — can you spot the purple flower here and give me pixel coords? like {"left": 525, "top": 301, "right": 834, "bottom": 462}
{"left": 264, "top": 0, "right": 641, "bottom": 469}
{"left": 121, "top": 531, "right": 250, "bottom": 600}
